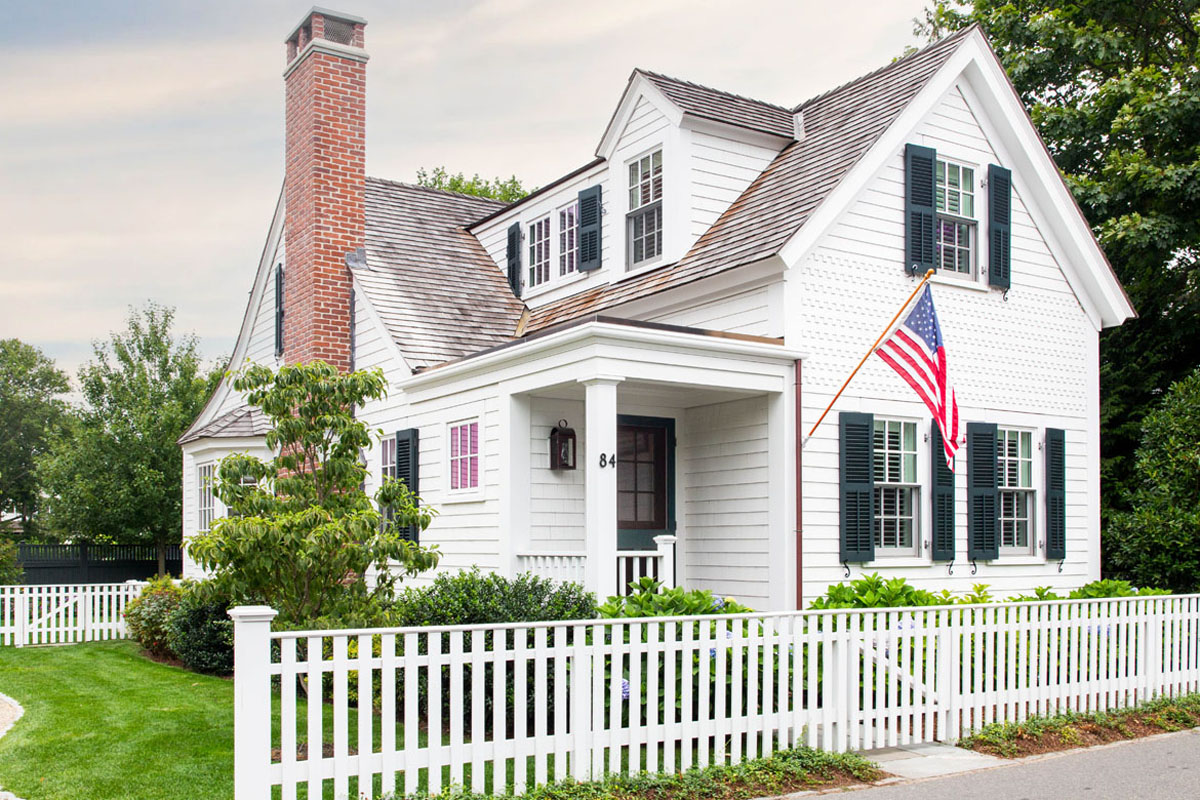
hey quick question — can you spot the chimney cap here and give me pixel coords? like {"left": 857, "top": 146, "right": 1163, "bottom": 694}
{"left": 284, "top": 6, "right": 367, "bottom": 43}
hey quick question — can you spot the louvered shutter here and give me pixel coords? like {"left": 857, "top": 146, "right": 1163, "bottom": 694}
{"left": 274, "top": 263, "right": 284, "bottom": 358}
{"left": 930, "top": 424, "right": 956, "bottom": 561}
{"left": 1045, "top": 428, "right": 1066, "bottom": 560}
{"left": 577, "top": 185, "right": 602, "bottom": 271}
{"left": 839, "top": 412, "right": 875, "bottom": 563}
{"left": 988, "top": 164, "right": 1012, "bottom": 289}
{"left": 506, "top": 222, "right": 522, "bottom": 297}
{"left": 905, "top": 144, "right": 937, "bottom": 275}
{"left": 395, "top": 428, "right": 420, "bottom": 542}
{"left": 967, "top": 422, "right": 999, "bottom": 561}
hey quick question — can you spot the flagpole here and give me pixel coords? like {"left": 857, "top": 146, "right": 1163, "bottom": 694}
{"left": 804, "top": 268, "right": 936, "bottom": 443}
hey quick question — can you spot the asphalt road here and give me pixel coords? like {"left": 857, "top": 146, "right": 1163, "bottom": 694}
{"left": 856, "top": 729, "right": 1200, "bottom": 800}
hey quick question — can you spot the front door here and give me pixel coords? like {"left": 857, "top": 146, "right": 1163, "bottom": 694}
{"left": 616, "top": 415, "right": 675, "bottom": 551}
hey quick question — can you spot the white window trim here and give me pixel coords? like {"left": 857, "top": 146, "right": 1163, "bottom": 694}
{"left": 998, "top": 426, "right": 1040, "bottom": 558}
{"left": 444, "top": 416, "right": 484, "bottom": 503}
{"left": 197, "top": 462, "right": 216, "bottom": 533}
{"left": 933, "top": 155, "right": 984, "bottom": 286}
{"left": 527, "top": 215, "right": 552, "bottom": 290}
{"left": 870, "top": 416, "right": 923, "bottom": 559}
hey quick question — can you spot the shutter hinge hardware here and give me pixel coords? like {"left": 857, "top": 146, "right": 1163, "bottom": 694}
{"left": 970, "top": 559, "right": 978, "bottom": 576}
{"left": 1058, "top": 559, "right": 1065, "bottom": 573}
{"left": 842, "top": 561, "right": 851, "bottom": 579}
{"left": 1002, "top": 288, "right": 1010, "bottom": 302}
{"left": 946, "top": 559, "right": 954, "bottom": 576}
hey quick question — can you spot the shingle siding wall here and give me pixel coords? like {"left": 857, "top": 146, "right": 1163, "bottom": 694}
{"left": 796, "top": 85, "right": 1099, "bottom": 601}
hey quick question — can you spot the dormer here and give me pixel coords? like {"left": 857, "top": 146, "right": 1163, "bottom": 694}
{"left": 470, "top": 69, "right": 794, "bottom": 309}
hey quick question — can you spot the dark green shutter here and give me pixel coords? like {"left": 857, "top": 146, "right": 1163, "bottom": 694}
{"left": 905, "top": 144, "right": 937, "bottom": 275}
{"left": 839, "top": 412, "right": 875, "bottom": 563}
{"left": 274, "top": 263, "right": 284, "bottom": 358}
{"left": 395, "top": 428, "right": 420, "bottom": 542}
{"left": 988, "top": 164, "right": 1012, "bottom": 289}
{"left": 967, "top": 422, "right": 999, "bottom": 561}
{"left": 506, "top": 222, "right": 522, "bottom": 297}
{"left": 930, "top": 424, "right": 956, "bottom": 561}
{"left": 1045, "top": 428, "right": 1066, "bottom": 560}
{"left": 577, "top": 185, "right": 602, "bottom": 272}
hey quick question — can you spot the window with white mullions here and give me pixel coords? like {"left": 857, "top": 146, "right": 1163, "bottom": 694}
{"left": 528, "top": 216, "right": 551, "bottom": 288}
{"left": 935, "top": 159, "right": 976, "bottom": 276}
{"left": 873, "top": 419, "right": 919, "bottom": 554}
{"left": 998, "top": 428, "right": 1035, "bottom": 553}
{"left": 380, "top": 437, "right": 396, "bottom": 524}
{"left": 627, "top": 149, "right": 663, "bottom": 268}
{"left": 559, "top": 202, "right": 578, "bottom": 276}
{"left": 198, "top": 463, "right": 215, "bottom": 532}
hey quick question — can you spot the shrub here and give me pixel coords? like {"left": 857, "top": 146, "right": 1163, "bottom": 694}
{"left": 124, "top": 576, "right": 182, "bottom": 658}
{"left": 165, "top": 582, "right": 234, "bottom": 675}
{"left": 808, "top": 573, "right": 953, "bottom": 609}
{"left": 598, "top": 577, "right": 753, "bottom": 618}
{"left": 392, "top": 568, "right": 597, "bottom": 627}
{"left": 0, "top": 538, "right": 22, "bottom": 585}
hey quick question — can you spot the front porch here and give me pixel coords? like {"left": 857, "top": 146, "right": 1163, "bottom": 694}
{"left": 407, "top": 317, "right": 801, "bottom": 608}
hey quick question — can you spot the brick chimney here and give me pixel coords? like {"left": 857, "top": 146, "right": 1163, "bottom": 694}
{"left": 281, "top": 8, "right": 368, "bottom": 370}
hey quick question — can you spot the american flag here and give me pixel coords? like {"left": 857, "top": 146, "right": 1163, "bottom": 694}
{"left": 876, "top": 285, "right": 960, "bottom": 468}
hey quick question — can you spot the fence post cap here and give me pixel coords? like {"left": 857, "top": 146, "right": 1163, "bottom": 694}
{"left": 227, "top": 606, "right": 278, "bottom": 623}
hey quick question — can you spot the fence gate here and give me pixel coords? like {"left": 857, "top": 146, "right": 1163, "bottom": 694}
{"left": 0, "top": 583, "right": 144, "bottom": 647}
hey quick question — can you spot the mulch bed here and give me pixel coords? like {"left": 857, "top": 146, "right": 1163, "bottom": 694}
{"left": 963, "top": 704, "right": 1200, "bottom": 758}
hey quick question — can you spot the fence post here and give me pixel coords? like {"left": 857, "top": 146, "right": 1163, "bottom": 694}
{"left": 937, "top": 607, "right": 955, "bottom": 743}
{"left": 15, "top": 589, "right": 27, "bottom": 648}
{"left": 230, "top": 605, "right": 278, "bottom": 800}
{"left": 653, "top": 535, "right": 677, "bottom": 590}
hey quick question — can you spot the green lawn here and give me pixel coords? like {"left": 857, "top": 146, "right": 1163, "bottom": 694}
{"left": 0, "top": 641, "right": 236, "bottom": 799}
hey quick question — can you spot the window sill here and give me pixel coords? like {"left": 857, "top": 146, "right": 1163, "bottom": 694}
{"left": 929, "top": 272, "right": 990, "bottom": 293}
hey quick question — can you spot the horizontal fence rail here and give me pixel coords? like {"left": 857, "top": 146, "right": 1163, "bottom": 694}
{"left": 232, "top": 595, "right": 1200, "bottom": 799}
{"left": 0, "top": 582, "right": 145, "bottom": 647}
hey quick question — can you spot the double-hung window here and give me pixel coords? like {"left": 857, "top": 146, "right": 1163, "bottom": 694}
{"left": 528, "top": 216, "right": 551, "bottom": 288}
{"left": 559, "top": 202, "right": 578, "bottom": 276}
{"left": 380, "top": 437, "right": 396, "bottom": 523}
{"left": 627, "top": 149, "right": 663, "bottom": 268}
{"left": 197, "top": 463, "right": 215, "bottom": 532}
{"left": 935, "top": 159, "right": 976, "bottom": 276}
{"left": 998, "top": 428, "right": 1035, "bottom": 554}
{"left": 449, "top": 420, "right": 480, "bottom": 492}
{"left": 873, "top": 419, "right": 919, "bottom": 555}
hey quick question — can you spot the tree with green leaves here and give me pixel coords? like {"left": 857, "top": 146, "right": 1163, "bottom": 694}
{"left": 415, "top": 166, "right": 530, "bottom": 202}
{"left": 0, "top": 339, "right": 69, "bottom": 539}
{"left": 39, "top": 304, "right": 219, "bottom": 573}
{"left": 915, "top": 2, "right": 1200, "bottom": 530}
{"left": 1105, "top": 367, "right": 1200, "bottom": 593}
{"left": 188, "top": 362, "right": 440, "bottom": 626}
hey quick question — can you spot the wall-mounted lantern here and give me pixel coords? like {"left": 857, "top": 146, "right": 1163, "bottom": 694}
{"left": 550, "top": 419, "right": 577, "bottom": 470}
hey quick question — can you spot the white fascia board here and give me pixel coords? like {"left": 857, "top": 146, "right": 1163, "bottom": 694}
{"left": 401, "top": 321, "right": 803, "bottom": 399}
{"left": 184, "top": 187, "right": 285, "bottom": 438}
{"left": 595, "top": 73, "right": 684, "bottom": 160}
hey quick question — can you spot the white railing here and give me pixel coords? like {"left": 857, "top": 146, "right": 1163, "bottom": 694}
{"left": 0, "top": 582, "right": 145, "bottom": 647}
{"left": 230, "top": 594, "right": 1200, "bottom": 800}
{"left": 515, "top": 552, "right": 587, "bottom": 586}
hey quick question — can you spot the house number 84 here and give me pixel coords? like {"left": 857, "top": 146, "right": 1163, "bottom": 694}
{"left": 599, "top": 453, "right": 616, "bottom": 468}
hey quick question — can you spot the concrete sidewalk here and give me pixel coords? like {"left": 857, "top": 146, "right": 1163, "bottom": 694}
{"left": 846, "top": 728, "right": 1200, "bottom": 799}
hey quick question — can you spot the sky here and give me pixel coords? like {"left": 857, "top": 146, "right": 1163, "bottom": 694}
{"left": 0, "top": 0, "right": 931, "bottom": 383}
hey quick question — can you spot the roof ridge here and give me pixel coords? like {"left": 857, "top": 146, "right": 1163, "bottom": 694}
{"left": 635, "top": 68, "right": 793, "bottom": 114}
{"left": 366, "top": 176, "right": 508, "bottom": 206}
{"left": 793, "top": 24, "right": 978, "bottom": 112}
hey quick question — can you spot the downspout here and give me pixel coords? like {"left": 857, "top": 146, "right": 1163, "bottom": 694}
{"left": 794, "top": 358, "right": 803, "bottom": 609}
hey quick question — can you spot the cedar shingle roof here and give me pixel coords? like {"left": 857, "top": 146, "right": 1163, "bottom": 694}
{"left": 178, "top": 404, "right": 271, "bottom": 444}
{"left": 353, "top": 179, "right": 525, "bottom": 370}
{"left": 525, "top": 28, "right": 972, "bottom": 332}
{"left": 637, "top": 69, "right": 795, "bottom": 139}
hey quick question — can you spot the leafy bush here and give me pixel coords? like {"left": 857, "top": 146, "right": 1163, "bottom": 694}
{"left": 1006, "top": 579, "right": 1169, "bottom": 602}
{"left": 124, "top": 576, "right": 183, "bottom": 658}
{"left": 598, "top": 577, "right": 753, "bottom": 618}
{"left": 164, "top": 582, "right": 234, "bottom": 675}
{"left": 808, "top": 573, "right": 954, "bottom": 609}
{"left": 392, "top": 568, "right": 597, "bottom": 626}
{"left": 0, "top": 538, "right": 22, "bottom": 585}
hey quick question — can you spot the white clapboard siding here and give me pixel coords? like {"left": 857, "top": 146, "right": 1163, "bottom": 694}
{"left": 649, "top": 285, "right": 773, "bottom": 337}
{"left": 233, "top": 595, "right": 1200, "bottom": 800}
{"left": 0, "top": 583, "right": 145, "bottom": 647}
{"left": 796, "top": 84, "right": 1101, "bottom": 599}
{"left": 689, "top": 129, "right": 779, "bottom": 240}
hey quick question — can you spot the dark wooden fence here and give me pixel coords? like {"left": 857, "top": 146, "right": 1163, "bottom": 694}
{"left": 16, "top": 544, "right": 182, "bottom": 585}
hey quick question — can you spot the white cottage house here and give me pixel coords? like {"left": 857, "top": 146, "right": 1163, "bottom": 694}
{"left": 180, "top": 9, "right": 1133, "bottom": 610}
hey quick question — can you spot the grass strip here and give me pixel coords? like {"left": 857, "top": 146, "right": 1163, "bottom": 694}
{"left": 961, "top": 693, "right": 1200, "bottom": 758}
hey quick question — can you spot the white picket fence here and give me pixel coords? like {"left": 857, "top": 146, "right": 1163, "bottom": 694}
{"left": 230, "top": 595, "right": 1200, "bottom": 799}
{"left": 0, "top": 582, "right": 145, "bottom": 647}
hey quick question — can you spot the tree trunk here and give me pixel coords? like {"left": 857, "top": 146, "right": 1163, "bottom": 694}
{"left": 157, "top": 541, "right": 167, "bottom": 578}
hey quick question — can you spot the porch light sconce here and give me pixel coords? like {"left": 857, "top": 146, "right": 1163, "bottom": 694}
{"left": 550, "top": 419, "right": 577, "bottom": 470}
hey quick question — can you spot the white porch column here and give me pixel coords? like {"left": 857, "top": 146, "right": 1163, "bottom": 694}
{"left": 499, "top": 388, "right": 531, "bottom": 578}
{"left": 581, "top": 377, "right": 622, "bottom": 599}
